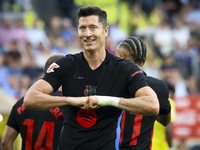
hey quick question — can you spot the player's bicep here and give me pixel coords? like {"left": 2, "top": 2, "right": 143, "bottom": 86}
{"left": 135, "top": 86, "right": 156, "bottom": 98}
{"left": 29, "top": 79, "right": 54, "bottom": 95}
{"left": 24, "top": 79, "right": 55, "bottom": 109}
{"left": 135, "top": 86, "right": 159, "bottom": 115}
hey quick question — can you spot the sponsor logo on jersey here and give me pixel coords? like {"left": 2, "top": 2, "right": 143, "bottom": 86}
{"left": 47, "top": 63, "right": 60, "bottom": 73}
{"left": 73, "top": 75, "right": 84, "bottom": 80}
{"left": 76, "top": 109, "right": 97, "bottom": 128}
{"left": 84, "top": 85, "right": 97, "bottom": 96}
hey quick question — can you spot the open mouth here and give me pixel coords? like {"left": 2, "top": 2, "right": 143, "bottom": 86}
{"left": 84, "top": 39, "right": 95, "bottom": 45}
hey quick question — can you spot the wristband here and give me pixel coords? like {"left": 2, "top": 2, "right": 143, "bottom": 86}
{"left": 95, "top": 95, "right": 120, "bottom": 107}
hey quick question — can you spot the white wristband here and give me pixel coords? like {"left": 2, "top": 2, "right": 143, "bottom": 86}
{"left": 95, "top": 95, "right": 120, "bottom": 107}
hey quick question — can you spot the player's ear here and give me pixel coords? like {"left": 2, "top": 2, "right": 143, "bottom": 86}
{"left": 120, "top": 53, "right": 126, "bottom": 59}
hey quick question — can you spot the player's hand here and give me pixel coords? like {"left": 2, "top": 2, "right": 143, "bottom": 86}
{"left": 86, "top": 96, "right": 100, "bottom": 110}
{"left": 70, "top": 97, "right": 89, "bottom": 109}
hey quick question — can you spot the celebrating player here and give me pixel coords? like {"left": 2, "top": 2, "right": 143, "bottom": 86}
{"left": 24, "top": 6, "right": 159, "bottom": 150}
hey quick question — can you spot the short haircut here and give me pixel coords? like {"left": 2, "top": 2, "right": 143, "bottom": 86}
{"left": 76, "top": 6, "right": 107, "bottom": 28}
{"left": 118, "top": 37, "right": 147, "bottom": 66}
{"left": 43, "top": 53, "right": 65, "bottom": 73}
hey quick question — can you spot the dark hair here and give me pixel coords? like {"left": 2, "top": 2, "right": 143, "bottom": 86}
{"left": 118, "top": 37, "right": 147, "bottom": 66}
{"left": 43, "top": 54, "right": 65, "bottom": 73}
{"left": 76, "top": 6, "right": 107, "bottom": 28}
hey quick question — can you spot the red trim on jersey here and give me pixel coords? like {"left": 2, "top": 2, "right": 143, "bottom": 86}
{"left": 119, "top": 111, "right": 126, "bottom": 146}
{"left": 149, "top": 128, "right": 154, "bottom": 149}
{"left": 130, "top": 114, "right": 143, "bottom": 145}
{"left": 131, "top": 70, "right": 143, "bottom": 77}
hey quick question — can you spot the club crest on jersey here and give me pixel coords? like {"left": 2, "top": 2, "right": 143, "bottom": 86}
{"left": 47, "top": 62, "right": 60, "bottom": 73}
{"left": 84, "top": 85, "right": 97, "bottom": 96}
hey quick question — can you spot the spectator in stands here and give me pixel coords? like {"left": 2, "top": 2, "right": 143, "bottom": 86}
{"left": 186, "top": 75, "right": 199, "bottom": 94}
{"left": 33, "top": 42, "right": 51, "bottom": 71}
{"left": 172, "top": 18, "right": 190, "bottom": 49}
{"left": 45, "top": 16, "right": 62, "bottom": 46}
{"left": 26, "top": 18, "right": 50, "bottom": 49}
{"left": 50, "top": 37, "right": 69, "bottom": 55}
{"left": 0, "top": 51, "right": 10, "bottom": 91}
{"left": 153, "top": 21, "right": 174, "bottom": 58}
{"left": 61, "top": 17, "right": 77, "bottom": 44}
{"left": 109, "top": 21, "right": 128, "bottom": 44}
{"left": 0, "top": 15, "right": 15, "bottom": 48}
{"left": 159, "top": 55, "right": 177, "bottom": 80}
{"left": 12, "top": 17, "right": 28, "bottom": 49}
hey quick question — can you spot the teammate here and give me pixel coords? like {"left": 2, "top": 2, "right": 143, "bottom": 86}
{"left": 115, "top": 37, "right": 171, "bottom": 150}
{"left": 23, "top": 6, "right": 159, "bottom": 150}
{"left": 152, "top": 81, "right": 176, "bottom": 150}
{"left": 1, "top": 54, "right": 65, "bottom": 150}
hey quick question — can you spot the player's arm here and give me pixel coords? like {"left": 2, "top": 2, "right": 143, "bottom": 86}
{"left": 165, "top": 123, "right": 173, "bottom": 148}
{"left": 118, "top": 86, "right": 159, "bottom": 115}
{"left": 92, "top": 86, "right": 159, "bottom": 115}
{"left": 1, "top": 126, "right": 19, "bottom": 150}
{"left": 24, "top": 79, "right": 94, "bottom": 110}
{"left": 24, "top": 79, "right": 98, "bottom": 110}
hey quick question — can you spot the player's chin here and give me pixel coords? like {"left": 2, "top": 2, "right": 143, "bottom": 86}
{"left": 85, "top": 47, "right": 95, "bottom": 51}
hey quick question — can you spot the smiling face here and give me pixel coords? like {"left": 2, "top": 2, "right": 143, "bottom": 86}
{"left": 78, "top": 15, "right": 108, "bottom": 52}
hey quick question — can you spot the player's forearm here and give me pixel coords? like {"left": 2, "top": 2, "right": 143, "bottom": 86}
{"left": 1, "top": 137, "right": 14, "bottom": 150}
{"left": 1, "top": 144, "right": 14, "bottom": 150}
{"left": 94, "top": 95, "right": 159, "bottom": 115}
{"left": 2, "top": 126, "right": 18, "bottom": 150}
{"left": 165, "top": 123, "right": 173, "bottom": 147}
{"left": 1, "top": 138, "right": 14, "bottom": 150}
{"left": 118, "top": 96, "right": 159, "bottom": 115}
{"left": 24, "top": 89, "right": 71, "bottom": 110}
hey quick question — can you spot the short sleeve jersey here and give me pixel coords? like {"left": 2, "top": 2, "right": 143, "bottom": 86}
{"left": 7, "top": 93, "right": 64, "bottom": 150}
{"left": 117, "top": 72, "right": 171, "bottom": 150}
{"left": 42, "top": 51, "right": 148, "bottom": 150}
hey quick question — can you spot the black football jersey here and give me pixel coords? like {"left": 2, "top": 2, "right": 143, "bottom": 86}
{"left": 42, "top": 51, "right": 148, "bottom": 150}
{"left": 7, "top": 92, "right": 64, "bottom": 150}
{"left": 117, "top": 72, "right": 171, "bottom": 150}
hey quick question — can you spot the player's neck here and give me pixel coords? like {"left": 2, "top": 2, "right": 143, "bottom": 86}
{"left": 84, "top": 48, "right": 106, "bottom": 70}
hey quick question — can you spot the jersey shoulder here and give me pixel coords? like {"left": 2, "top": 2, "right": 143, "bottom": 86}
{"left": 55, "top": 52, "right": 83, "bottom": 66}
{"left": 146, "top": 76, "right": 169, "bottom": 94}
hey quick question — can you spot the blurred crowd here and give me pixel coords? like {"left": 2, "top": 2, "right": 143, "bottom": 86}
{"left": 0, "top": 0, "right": 199, "bottom": 101}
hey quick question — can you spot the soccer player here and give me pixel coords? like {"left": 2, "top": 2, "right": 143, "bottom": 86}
{"left": 1, "top": 54, "right": 65, "bottom": 150}
{"left": 115, "top": 37, "right": 171, "bottom": 150}
{"left": 23, "top": 6, "right": 159, "bottom": 150}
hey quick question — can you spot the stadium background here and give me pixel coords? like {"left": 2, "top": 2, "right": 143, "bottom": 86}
{"left": 0, "top": 0, "right": 200, "bottom": 149}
